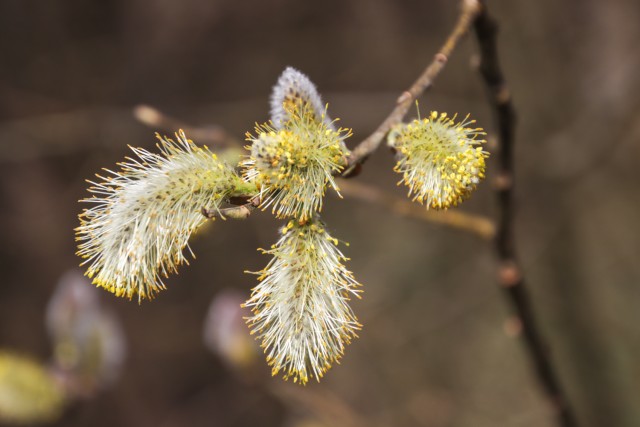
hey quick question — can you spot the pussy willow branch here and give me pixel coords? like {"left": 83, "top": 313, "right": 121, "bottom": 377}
{"left": 343, "top": 0, "right": 482, "bottom": 175}
{"left": 473, "top": 4, "right": 578, "bottom": 427}
{"left": 130, "top": 106, "right": 495, "bottom": 236}
{"left": 338, "top": 180, "right": 495, "bottom": 240}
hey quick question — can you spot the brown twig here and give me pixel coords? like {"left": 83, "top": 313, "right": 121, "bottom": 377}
{"left": 338, "top": 180, "right": 495, "bottom": 240}
{"left": 133, "top": 104, "right": 239, "bottom": 147}
{"left": 201, "top": 194, "right": 262, "bottom": 221}
{"left": 343, "top": 0, "right": 482, "bottom": 176}
{"left": 201, "top": 204, "right": 255, "bottom": 220}
{"left": 473, "top": 4, "right": 578, "bottom": 427}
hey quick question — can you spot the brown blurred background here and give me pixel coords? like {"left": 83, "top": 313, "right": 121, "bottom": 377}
{"left": 1, "top": 0, "right": 640, "bottom": 426}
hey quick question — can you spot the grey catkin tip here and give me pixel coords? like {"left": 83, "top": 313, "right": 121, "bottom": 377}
{"left": 270, "top": 67, "right": 333, "bottom": 130}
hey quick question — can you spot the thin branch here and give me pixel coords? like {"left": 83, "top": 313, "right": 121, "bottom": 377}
{"left": 201, "top": 204, "right": 254, "bottom": 220}
{"left": 201, "top": 195, "right": 261, "bottom": 221}
{"left": 133, "top": 104, "right": 239, "bottom": 147}
{"left": 473, "top": 4, "right": 578, "bottom": 427}
{"left": 338, "top": 179, "right": 495, "bottom": 240}
{"left": 343, "top": 0, "right": 482, "bottom": 176}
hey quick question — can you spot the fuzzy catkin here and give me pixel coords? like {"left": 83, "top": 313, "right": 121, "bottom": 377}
{"left": 270, "top": 66, "right": 334, "bottom": 130}
{"left": 243, "top": 106, "right": 350, "bottom": 221}
{"left": 388, "top": 111, "right": 488, "bottom": 209}
{"left": 244, "top": 219, "right": 361, "bottom": 384}
{"left": 76, "top": 131, "right": 243, "bottom": 301}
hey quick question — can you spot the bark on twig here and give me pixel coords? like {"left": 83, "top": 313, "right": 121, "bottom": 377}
{"left": 343, "top": 0, "right": 482, "bottom": 176}
{"left": 473, "top": 4, "right": 578, "bottom": 427}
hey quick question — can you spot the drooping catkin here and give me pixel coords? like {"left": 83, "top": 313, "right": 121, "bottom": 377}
{"left": 244, "top": 219, "right": 361, "bottom": 384}
{"left": 76, "top": 131, "right": 244, "bottom": 301}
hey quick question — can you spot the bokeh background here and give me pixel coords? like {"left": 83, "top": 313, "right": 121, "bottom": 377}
{"left": 1, "top": 0, "right": 639, "bottom": 426}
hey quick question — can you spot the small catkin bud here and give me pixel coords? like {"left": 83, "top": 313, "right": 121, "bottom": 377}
{"left": 270, "top": 66, "right": 333, "bottom": 130}
{"left": 243, "top": 69, "right": 351, "bottom": 221}
{"left": 244, "top": 218, "right": 361, "bottom": 385}
{"left": 203, "top": 290, "right": 259, "bottom": 371}
{"left": 46, "top": 270, "right": 126, "bottom": 393}
{"left": 388, "top": 111, "right": 488, "bottom": 209}
{"left": 76, "top": 130, "right": 245, "bottom": 301}
{"left": 0, "top": 352, "right": 66, "bottom": 424}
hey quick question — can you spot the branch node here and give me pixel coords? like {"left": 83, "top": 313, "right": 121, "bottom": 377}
{"left": 201, "top": 207, "right": 213, "bottom": 219}
{"left": 396, "top": 91, "right": 412, "bottom": 104}
{"left": 487, "top": 134, "right": 499, "bottom": 150}
{"left": 463, "top": 0, "right": 481, "bottom": 13}
{"left": 434, "top": 53, "right": 448, "bottom": 64}
{"left": 469, "top": 54, "right": 481, "bottom": 70}
{"left": 341, "top": 162, "right": 362, "bottom": 178}
{"left": 503, "top": 316, "right": 523, "bottom": 337}
{"left": 498, "top": 261, "right": 521, "bottom": 287}
{"left": 494, "top": 172, "right": 513, "bottom": 191}
{"left": 496, "top": 86, "right": 511, "bottom": 105}
{"left": 202, "top": 204, "right": 254, "bottom": 220}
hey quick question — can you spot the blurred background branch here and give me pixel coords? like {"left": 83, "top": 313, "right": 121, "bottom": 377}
{"left": 338, "top": 179, "right": 495, "bottom": 240}
{"left": 473, "top": 3, "right": 578, "bottom": 427}
{"left": 133, "top": 104, "right": 240, "bottom": 147}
